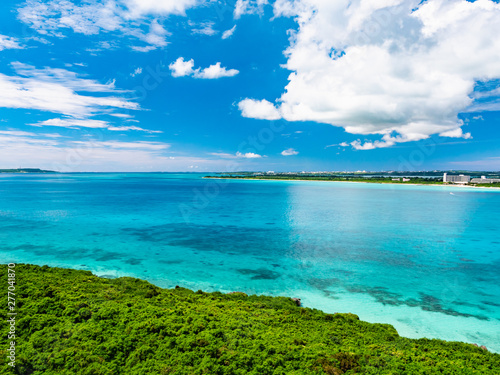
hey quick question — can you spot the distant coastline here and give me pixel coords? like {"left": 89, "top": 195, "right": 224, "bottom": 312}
{"left": 0, "top": 168, "right": 56, "bottom": 174}
{"left": 204, "top": 175, "right": 500, "bottom": 189}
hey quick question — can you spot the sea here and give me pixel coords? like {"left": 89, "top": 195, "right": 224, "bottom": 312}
{"left": 1, "top": 173, "right": 499, "bottom": 352}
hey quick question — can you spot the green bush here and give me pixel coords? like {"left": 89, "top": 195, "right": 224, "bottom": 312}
{"left": 1, "top": 264, "right": 498, "bottom": 374}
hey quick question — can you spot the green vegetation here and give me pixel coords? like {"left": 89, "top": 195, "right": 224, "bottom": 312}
{"left": 205, "top": 173, "right": 500, "bottom": 187}
{"left": 205, "top": 174, "right": 444, "bottom": 185}
{"left": 1, "top": 264, "right": 499, "bottom": 374}
{"left": 471, "top": 182, "right": 500, "bottom": 187}
{"left": 0, "top": 169, "right": 56, "bottom": 174}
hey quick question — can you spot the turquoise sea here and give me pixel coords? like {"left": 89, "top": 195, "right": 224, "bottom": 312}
{"left": 1, "top": 173, "right": 499, "bottom": 352}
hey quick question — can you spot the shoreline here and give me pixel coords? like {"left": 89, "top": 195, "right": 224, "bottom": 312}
{"left": 204, "top": 177, "right": 500, "bottom": 190}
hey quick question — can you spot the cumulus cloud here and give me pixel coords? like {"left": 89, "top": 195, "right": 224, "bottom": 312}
{"left": 17, "top": 0, "right": 198, "bottom": 51}
{"left": 0, "top": 35, "right": 23, "bottom": 51}
{"left": 240, "top": 0, "right": 500, "bottom": 149}
{"left": 281, "top": 148, "right": 298, "bottom": 156}
{"left": 236, "top": 151, "right": 262, "bottom": 158}
{"left": 195, "top": 62, "right": 239, "bottom": 79}
{"left": 238, "top": 99, "right": 281, "bottom": 120}
{"left": 169, "top": 57, "right": 196, "bottom": 77}
{"left": 439, "top": 128, "right": 471, "bottom": 139}
{"left": 169, "top": 58, "right": 239, "bottom": 79}
{"left": 234, "top": 0, "right": 268, "bottom": 19}
{"left": 222, "top": 25, "right": 236, "bottom": 39}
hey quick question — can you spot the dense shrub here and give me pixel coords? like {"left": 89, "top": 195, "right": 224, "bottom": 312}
{"left": 1, "top": 264, "right": 498, "bottom": 374}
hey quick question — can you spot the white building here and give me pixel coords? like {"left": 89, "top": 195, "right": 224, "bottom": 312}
{"left": 471, "top": 176, "right": 500, "bottom": 184}
{"left": 443, "top": 173, "right": 470, "bottom": 184}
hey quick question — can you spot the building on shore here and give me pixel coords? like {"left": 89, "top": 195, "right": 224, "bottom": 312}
{"left": 443, "top": 173, "right": 470, "bottom": 184}
{"left": 471, "top": 176, "right": 500, "bottom": 184}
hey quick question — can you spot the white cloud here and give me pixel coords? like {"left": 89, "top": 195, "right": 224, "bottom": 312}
{"left": 110, "top": 113, "right": 133, "bottom": 118}
{"left": 281, "top": 148, "right": 298, "bottom": 156}
{"left": 12, "top": 62, "right": 125, "bottom": 93}
{"left": 238, "top": 99, "right": 281, "bottom": 120}
{"left": 0, "top": 130, "right": 37, "bottom": 137}
{"left": 123, "top": 0, "right": 199, "bottom": 17}
{"left": 169, "top": 58, "right": 239, "bottom": 79}
{"left": 194, "top": 62, "right": 239, "bottom": 79}
{"left": 240, "top": 0, "right": 500, "bottom": 149}
{"left": 234, "top": 0, "right": 268, "bottom": 19}
{"left": 130, "top": 45, "right": 157, "bottom": 53}
{"left": 0, "top": 132, "right": 173, "bottom": 171}
{"left": 209, "top": 151, "right": 263, "bottom": 159}
{"left": 191, "top": 21, "right": 218, "bottom": 36}
{"left": 236, "top": 151, "right": 262, "bottom": 158}
{"left": 30, "top": 119, "right": 162, "bottom": 133}
{"left": 439, "top": 128, "right": 471, "bottom": 139}
{"left": 207, "top": 152, "right": 236, "bottom": 158}
{"left": 325, "top": 141, "right": 349, "bottom": 148}
{"left": 107, "top": 125, "right": 162, "bottom": 133}
{"left": 0, "top": 63, "right": 138, "bottom": 119}
{"left": 71, "top": 140, "right": 169, "bottom": 150}
{"left": 222, "top": 25, "right": 236, "bottom": 39}
{"left": 32, "top": 118, "right": 109, "bottom": 129}
{"left": 18, "top": 0, "right": 124, "bottom": 36}
{"left": 136, "top": 19, "right": 169, "bottom": 49}
{"left": 0, "top": 35, "right": 23, "bottom": 51}
{"left": 17, "top": 0, "right": 197, "bottom": 51}
{"left": 0, "top": 132, "right": 242, "bottom": 172}
{"left": 169, "top": 57, "right": 195, "bottom": 77}
{"left": 131, "top": 67, "right": 143, "bottom": 77}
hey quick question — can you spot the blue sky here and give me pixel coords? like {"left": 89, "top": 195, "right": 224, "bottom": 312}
{"left": 0, "top": 0, "right": 499, "bottom": 172}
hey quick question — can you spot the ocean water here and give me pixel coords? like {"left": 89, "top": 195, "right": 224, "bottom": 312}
{"left": 1, "top": 173, "right": 499, "bottom": 352}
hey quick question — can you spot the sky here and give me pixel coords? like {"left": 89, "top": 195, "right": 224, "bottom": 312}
{"left": 0, "top": 0, "right": 499, "bottom": 172}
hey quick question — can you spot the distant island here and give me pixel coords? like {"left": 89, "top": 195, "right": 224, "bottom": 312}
{"left": 205, "top": 171, "right": 500, "bottom": 188}
{"left": 0, "top": 168, "right": 56, "bottom": 173}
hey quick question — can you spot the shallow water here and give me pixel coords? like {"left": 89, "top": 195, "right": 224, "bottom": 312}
{"left": 1, "top": 173, "right": 499, "bottom": 352}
